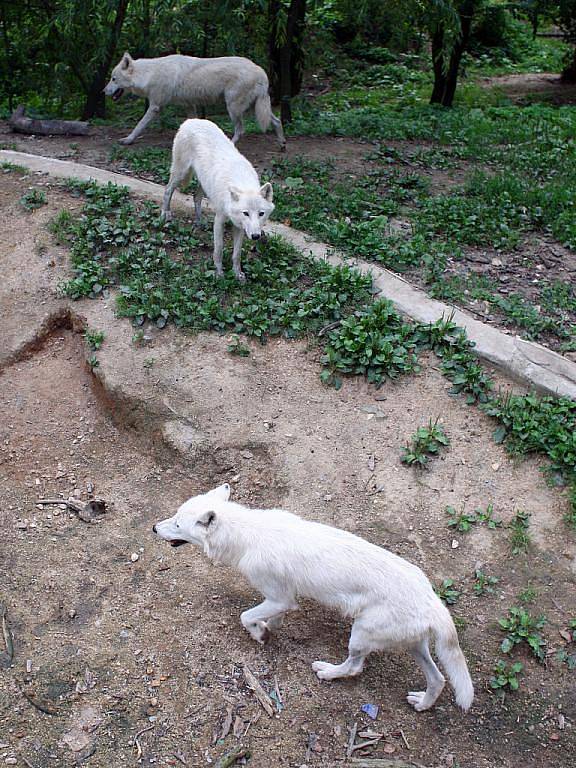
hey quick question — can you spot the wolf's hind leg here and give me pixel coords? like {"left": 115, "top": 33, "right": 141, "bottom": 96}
{"left": 407, "top": 637, "right": 445, "bottom": 711}
{"left": 161, "top": 164, "right": 190, "bottom": 222}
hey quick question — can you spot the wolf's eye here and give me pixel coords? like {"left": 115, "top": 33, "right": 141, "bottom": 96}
{"left": 112, "top": 76, "right": 116, "bottom": 81}
{"left": 259, "top": 211, "right": 264, "bottom": 217}
{"left": 175, "top": 522, "right": 180, "bottom": 529}
{"left": 243, "top": 211, "right": 249, "bottom": 217}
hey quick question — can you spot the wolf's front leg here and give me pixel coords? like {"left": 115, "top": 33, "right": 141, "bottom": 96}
{"left": 231, "top": 226, "right": 245, "bottom": 282}
{"left": 119, "top": 104, "right": 160, "bottom": 145}
{"left": 213, "top": 214, "right": 226, "bottom": 277}
{"left": 240, "top": 598, "right": 296, "bottom": 645}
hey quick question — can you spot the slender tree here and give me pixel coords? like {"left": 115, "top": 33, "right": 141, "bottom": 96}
{"left": 269, "top": 0, "right": 307, "bottom": 123}
{"left": 428, "top": 0, "right": 481, "bottom": 107}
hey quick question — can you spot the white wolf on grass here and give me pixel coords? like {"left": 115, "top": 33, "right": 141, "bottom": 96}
{"left": 104, "top": 52, "right": 285, "bottom": 148}
{"left": 161, "top": 119, "right": 274, "bottom": 282}
{"left": 153, "top": 484, "right": 475, "bottom": 712}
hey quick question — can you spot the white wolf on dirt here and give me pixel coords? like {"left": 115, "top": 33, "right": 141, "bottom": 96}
{"left": 153, "top": 484, "right": 475, "bottom": 712}
{"left": 161, "top": 119, "right": 274, "bottom": 282}
{"left": 104, "top": 52, "right": 285, "bottom": 148}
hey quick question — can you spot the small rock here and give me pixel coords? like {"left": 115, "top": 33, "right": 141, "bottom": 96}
{"left": 5, "top": 758, "right": 17, "bottom": 765}
{"left": 130, "top": 553, "right": 139, "bottom": 562}
{"left": 491, "top": 258, "right": 503, "bottom": 267}
{"left": 451, "top": 539, "right": 459, "bottom": 549}
{"left": 491, "top": 463, "right": 500, "bottom": 471}
{"left": 323, "top": 494, "right": 333, "bottom": 502}
{"left": 558, "top": 714, "right": 565, "bottom": 730}
{"left": 241, "top": 451, "right": 254, "bottom": 460}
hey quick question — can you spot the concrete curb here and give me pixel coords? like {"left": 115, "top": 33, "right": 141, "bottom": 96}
{"left": 3, "top": 149, "right": 575, "bottom": 400}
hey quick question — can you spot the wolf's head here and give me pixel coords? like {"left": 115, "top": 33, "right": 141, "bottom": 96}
{"left": 153, "top": 484, "right": 231, "bottom": 549}
{"left": 104, "top": 52, "right": 135, "bottom": 101}
{"left": 228, "top": 184, "right": 274, "bottom": 240}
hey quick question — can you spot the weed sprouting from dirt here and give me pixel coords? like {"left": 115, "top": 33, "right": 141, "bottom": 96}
{"left": 435, "top": 578, "right": 461, "bottom": 605}
{"left": 473, "top": 569, "right": 499, "bottom": 596}
{"left": 498, "top": 606, "right": 547, "bottom": 662}
{"left": 20, "top": 188, "right": 47, "bottom": 210}
{"left": 446, "top": 505, "right": 478, "bottom": 533}
{"left": 400, "top": 419, "right": 449, "bottom": 468}
{"left": 84, "top": 328, "right": 105, "bottom": 350}
{"left": 509, "top": 509, "right": 532, "bottom": 555}
{"left": 490, "top": 660, "right": 524, "bottom": 693}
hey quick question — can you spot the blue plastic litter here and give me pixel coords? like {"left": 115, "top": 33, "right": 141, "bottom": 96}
{"left": 361, "top": 703, "right": 379, "bottom": 720}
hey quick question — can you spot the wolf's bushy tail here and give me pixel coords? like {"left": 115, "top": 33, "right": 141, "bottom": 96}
{"left": 254, "top": 87, "right": 273, "bottom": 132}
{"left": 434, "top": 610, "right": 474, "bottom": 710}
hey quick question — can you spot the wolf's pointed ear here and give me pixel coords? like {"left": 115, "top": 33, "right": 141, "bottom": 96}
{"left": 229, "top": 186, "right": 242, "bottom": 203}
{"left": 196, "top": 510, "right": 217, "bottom": 528}
{"left": 260, "top": 182, "right": 273, "bottom": 202}
{"left": 210, "top": 483, "right": 231, "bottom": 501}
{"left": 121, "top": 52, "right": 133, "bottom": 70}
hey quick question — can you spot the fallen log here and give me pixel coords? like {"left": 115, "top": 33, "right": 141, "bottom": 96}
{"left": 9, "top": 105, "right": 90, "bottom": 136}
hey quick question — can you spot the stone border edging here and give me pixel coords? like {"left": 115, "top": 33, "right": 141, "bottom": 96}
{"left": 3, "top": 149, "right": 575, "bottom": 400}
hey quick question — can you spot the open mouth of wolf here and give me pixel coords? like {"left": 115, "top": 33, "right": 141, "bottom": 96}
{"left": 168, "top": 539, "right": 188, "bottom": 547}
{"left": 112, "top": 88, "right": 124, "bottom": 101}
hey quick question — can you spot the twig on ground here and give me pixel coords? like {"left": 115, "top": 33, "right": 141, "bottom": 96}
{"left": 242, "top": 665, "right": 274, "bottom": 717}
{"left": 0, "top": 603, "right": 14, "bottom": 668}
{"left": 347, "top": 722, "right": 358, "bottom": 758}
{"left": 318, "top": 320, "right": 342, "bottom": 337}
{"left": 37, "top": 497, "right": 106, "bottom": 523}
{"left": 132, "top": 724, "right": 154, "bottom": 760}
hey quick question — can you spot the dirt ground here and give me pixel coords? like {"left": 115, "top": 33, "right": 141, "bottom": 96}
{"left": 1, "top": 167, "right": 575, "bottom": 767}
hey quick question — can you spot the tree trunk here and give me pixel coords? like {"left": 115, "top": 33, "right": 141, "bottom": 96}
{"left": 429, "top": 3, "right": 474, "bottom": 108}
{"left": 429, "top": 29, "right": 445, "bottom": 104}
{"left": 269, "top": 0, "right": 307, "bottom": 124}
{"left": 81, "top": 0, "right": 131, "bottom": 119}
{"left": 561, "top": 47, "right": 576, "bottom": 82}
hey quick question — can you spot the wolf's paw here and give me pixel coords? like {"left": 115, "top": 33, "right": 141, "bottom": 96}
{"left": 246, "top": 620, "right": 270, "bottom": 645}
{"left": 160, "top": 210, "right": 173, "bottom": 223}
{"left": 118, "top": 137, "right": 134, "bottom": 146}
{"left": 407, "top": 691, "right": 433, "bottom": 712}
{"left": 312, "top": 660, "right": 337, "bottom": 681}
{"left": 234, "top": 270, "right": 246, "bottom": 283}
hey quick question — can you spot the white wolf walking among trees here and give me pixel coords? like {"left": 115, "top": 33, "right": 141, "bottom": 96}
{"left": 153, "top": 484, "right": 475, "bottom": 713}
{"left": 104, "top": 52, "right": 286, "bottom": 148}
{"left": 161, "top": 119, "right": 274, "bottom": 282}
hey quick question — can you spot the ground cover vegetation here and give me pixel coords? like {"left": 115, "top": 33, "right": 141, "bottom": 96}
{"left": 46, "top": 179, "right": 576, "bottom": 529}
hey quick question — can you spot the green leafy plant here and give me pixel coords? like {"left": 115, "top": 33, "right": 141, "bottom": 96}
{"left": 509, "top": 509, "right": 532, "bottom": 555}
{"left": 517, "top": 585, "right": 538, "bottom": 604}
{"left": 401, "top": 419, "right": 449, "bottom": 469}
{"left": 435, "top": 578, "right": 461, "bottom": 605}
{"left": 557, "top": 620, "right": 576, "bottom": 669}
{"left": 446, "top": 505, "right": 477, "bottom": 533}
{"left": 87, "top": 354, "right": 99, "bottom": 370}
{"left": 473, "top": 569, "right": 499, "bottom": 596}
{"left": 498, "top": 606, "right": 547, "bottom": 662}
{"left": 321, "top": 299, "right": 420, "bottom": 390}
{"left": 20, "top": 188, "right": 47, "bottom": 210}
{"left": 490, "top": 660, "right": 524, "bottom": 692}
{"left": 84, "top": 328, "right": 105, "bottom": 350}
{"left": 475, "top": 503, "right": 502, "bottom": 529}
{"left": 227, "top": 335, "right": 250, "bottom": 357}
{"left": 143, "top": 357, "right": 156, "bottom": 370}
